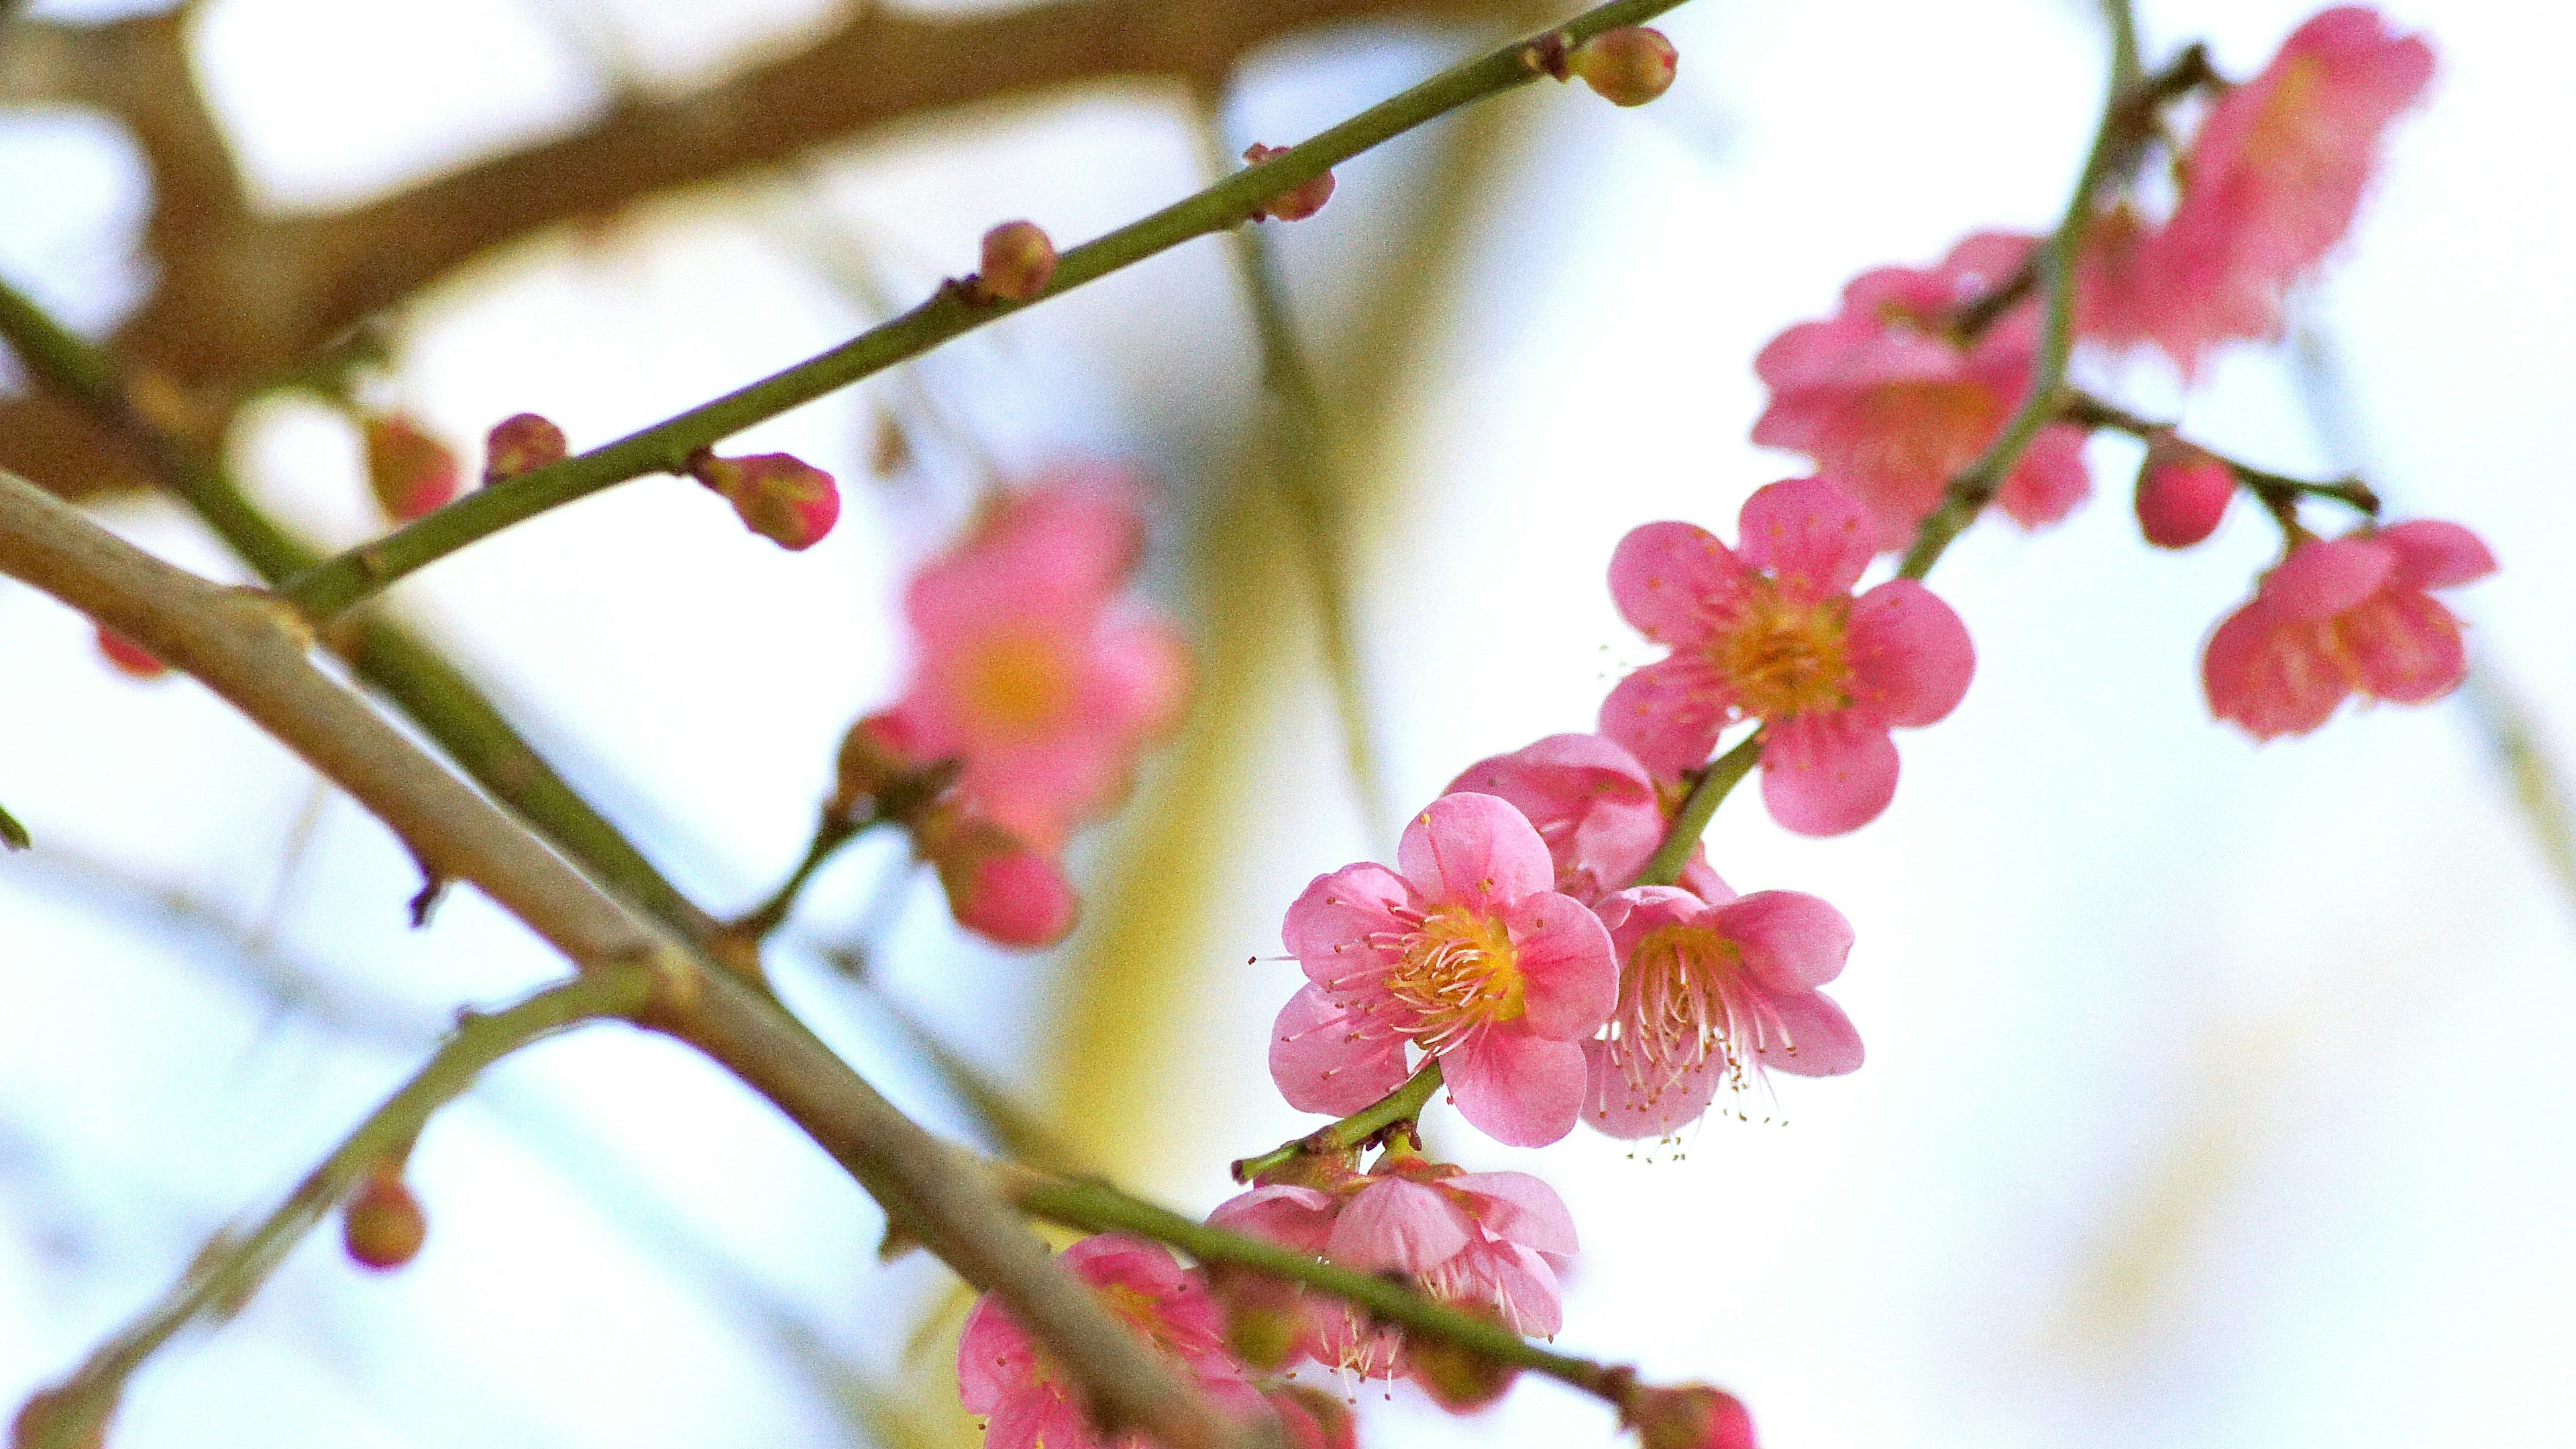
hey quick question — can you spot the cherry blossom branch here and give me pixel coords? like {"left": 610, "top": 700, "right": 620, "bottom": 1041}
{"left": 2059, "top": 387, "right": 2383, "bottom": 520}
{"left": 274, "top": 0, "right": 1701, "bottom": 623}
{"left": 1230, "top": 1060, "right": 1445, "bottom": 1183}
{"left": 1634, "top": 727, "right": 1764, "bottom": 888}
{"left": 0, "top": 272, "right": 716, "bottom": 940}
{"left": 0, "top": 468, "right": 1250, "bottom": 1449}
{"left": 1896, "top": 34, "right": 2216, "bottom": 580}
{"left": 12, "top": 964, "right": 658, "bottom": 1449}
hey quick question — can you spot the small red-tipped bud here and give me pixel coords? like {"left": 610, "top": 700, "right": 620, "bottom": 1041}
{"left": 95, "top": 625, "right": 168, "bottom": 680}
{"left": 364, "top": 413, "right": 462, "bottom": 521}
{"left": 917, "top": 807, "right": 1079, "bottom": 948}
{"left": 1267, "top": 1386, "right": 1357, "bottom": 1449}
{"left": 1243, "top": 144, "right": 1335, "bottom": 223}
{"left": 1406, "top": 1322, "right": 1520, "bottom": 1413}
{"left": 833, "top": 711, "right": 920, "bottom": 818}
{"left": 2135, "top": 432, "right": 2236, "bottom": 548}
{"left": 11, "top": 1387, "right": 107, "bottom": 1449}
{"left": 1622, "top": 1385, "right": 1758, "bottom": 1449}
{"left": 483, "top": 412, "right": 567, "bottom": 484}
{"left": 1568, "top": 26, "right": 1678, "bottom": 106}
{"left": 690, "top": 450, "right": 842, "bottom": 551}
{"left": 976, "top": 220, "right": 1059, "bottom": 302}
{"left": 341, "top": 1167, "right": 427, "bottom": 1271}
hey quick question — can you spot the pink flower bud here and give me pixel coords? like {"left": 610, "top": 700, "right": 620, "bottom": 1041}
{"left": 1569, "top": 26, "right": 1678, "bottom": 107}
{"left": 977, "top": 220, "right": 1058, "bottom": 302}
{"left": 1623, "top": 1385, "right": 1758, "bottom": 1449}
{"left": 691, "top": 451, "right": 841, "bottom": 551}
{"left": 1244, "top": 144, "right": 1335, "bottom": 223}
{"left": 483, "top": 412, "right": 568, "bottom": 484}
{"left": 342, "top": 1167, "right": 427, "bottom": 1271}
{"left": 364, "top": 413, "right": 462, "bottom": 521}
{"left": 918, "top": 807, "right": 1079, "bottom": 948}
{"left": 95, "top": 624, "right": 168, "bottom": 680}
{"left": 2135, "top": 433, "right": 2236, "bottom": 548}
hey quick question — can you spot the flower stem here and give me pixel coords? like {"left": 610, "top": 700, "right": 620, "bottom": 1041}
{"left": 274, "top": 0, "right": 1701, "bottom": 623}
{"left": 1634, "top": 728, "right": 1764, "bottom": 889}
{"left": 16, "top": 965, "right": 656, "bottom": 1449}
{"left": 2058, "top": 385, "right": 2382, "bottom": 523}
{"left": 1230, "top": 1059, "right": 1444, "bottom": 1184}
{"left": 729, "top": 808, "right": 884, "bottom": 940}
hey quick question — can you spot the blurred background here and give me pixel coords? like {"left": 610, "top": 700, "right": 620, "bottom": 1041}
{"left": 5, "top": 0, "right": 2574, "bottom": 1445}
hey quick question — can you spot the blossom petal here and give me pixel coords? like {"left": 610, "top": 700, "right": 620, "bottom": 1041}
{"left": 1442, "top": 1029, "right": 1587, "bottom": 1147}
{"left": 1600, "top": 655, "right": 1733, "bottom": 779}
{"left": 1446, "top": 1172, "right": 1578, "bottom": 1257}
{"left": 1582, "top": 1034, "right": 1723, "bottom": 1140}
{"left": 1446, "top": 733, "right": 1663, "bottom": 898}
{"left": 1087, "top": 619, "right": 1193, "bottom": 739}
{"left": 1283, "top": 863, "right": 1415, "bottom": 989}
{"left": 2344, "top": 590, "right": 2467, "bottom": 705}
{"left": 1715, "top": 890, "right": 1854, "bottom": 992}
{"left": 1758, "top": 988, "right": 1865, "bottom": 1077}
{"left": 2203, "top": 598, "right": 2347, "bottom": 739}
{"left": 1735, "top": 477, "right": 1873, "bottom": 602}
{"left": 1759, "top": 713, "right": 1900, "bottom": 836}
{"left": 1269, "top": 985, "right": 1410, "bottom": 1116}
{"left": 1327, "top": 1179, "right": 1473, "bottom": 1275}
{"left": 1471, "top": 1241, "right": 1566, "bottom": 1338}
{"left": 1398, "top": 792, "right": 1555, "bottom": 910}
{"left": 957, "top": 1295, "right": 1034, "bottom": 1412}
{"left": 2379, "top": 519, "right": 2498, "bottom": 592}
{"left": 1996, "top": 421, "right": 2093, "bottom": 531}
{"left": 1845, "top": 578, "right": 1975, "bottom": 727}
{"left": 2261, "top": 537, "right": 2396, "bottom": 621}
{"left": 1500, "top": 890, "right": 1618, "bottom": 1040}
{"left": 1609, "top": 520, "right": 1749, "bottom": 649}
{"left": 1208, "top": 1185, "right": 1340, "bottom": 1256}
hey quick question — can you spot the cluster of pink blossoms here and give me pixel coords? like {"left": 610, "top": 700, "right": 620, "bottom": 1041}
{"left": 943, "top": 11, "right": 2496, "bottom": 1449}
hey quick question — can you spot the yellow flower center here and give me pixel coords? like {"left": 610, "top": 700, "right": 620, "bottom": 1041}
{"left": 1710, "top": 582, "right": 1852, "bottom": 719}
{"left": 1385, "top": 906, "right": 1525, "bottom": 1049}
{"left": 955, "top": 627, "right": 1079, "bottom": 741}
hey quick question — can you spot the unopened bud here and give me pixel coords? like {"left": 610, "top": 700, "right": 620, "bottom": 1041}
{"left": 917, "top": 807, "right": 1079, "bottom": 948}
{"left": 342, "top": 1167, "right": 427, "bottom": 1271}
{"left": 483, "top": 412, "right": 568, "bottom": 483}
{"left": 2135, "top": 432, "right": 2235, "bottom": 548}
{"left": 1406, "top": 1322, "right": 1520, "bottom": 1412}
{"left": 1244, "top": 144, "right": 1335, "bottom": 223}
{"left": 1622, "top": 1384, "right": 1758, "bottom": 1449}
{"left": 833, "top": 711, "right": 920, "bottom": 818}
{"left": 1568, "top": 26, "right": 1678, "bottom": 107}
{"left": 1208, "top": 1264, "right": 1307, "bottom": 1372}
{"left": 10, "top": 1387, "right": 107, "bottom": 1449}
{"left": 690, "top": 450, "right": 842, "bottom": 551}
{"left": 1267, "top": 1385, "right": 1357, "bottom": 1449}
{"left": 95, "top": 625, "right": 168, "bottom": 680}
{"left": 976, "top": 220, "right": 1059, "bottom": 303}
{"left": 364, "top": 414, "right": 462, "bottom": 521}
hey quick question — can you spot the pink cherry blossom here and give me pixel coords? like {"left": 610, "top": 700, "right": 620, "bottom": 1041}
{"left": 2204, "top": 519, "right": 2494, "bottom": 739}
{"left": 957, "top": 1234, "right": 1263, "bottom": 1449}
{"left": 2133, "top": 433, "right": 2236, "bottom": 548}
{"left": 1446, "top": 733, "right": 1732, "bottom": 904}
{"left": 877, "top": 468, "right": 1191, "bottom": 853}
{"left": 2080, "top": 8, "right": 2433, "bottom": 374}
{"left": 1600, "top": 478, "right": 1975, "bottom": 836}
{"left": 1271, "top": 793, "right": 1617, "bottom": 1146}
{"left": 1753, "top": 231, "right": 2093, "bottom": 549}
{"left": 1585, "top": 885, "right": 1860, "bottom": 1138}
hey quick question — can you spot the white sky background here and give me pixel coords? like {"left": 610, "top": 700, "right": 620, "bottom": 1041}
{"left": 5, "top": 1, "right": 2575, "bottom": 1447}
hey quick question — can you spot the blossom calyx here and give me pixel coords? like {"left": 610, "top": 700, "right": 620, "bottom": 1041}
{"left": 1405, "top": 1306, "right": 1521, "bottom": 1412}
{"left": 690, "top": 449, "right": 841, "bottom": 550}
{"left": 342, "top": 1165, "right": 427, "bottom": 1271}
{"left": 1244, "top": 144, "right": 1335, "bottom": 223}
{"left": 484, "top": 412, "right": 568, "bottom": 483}
{"left": 975, "top": 220, "right": 1059, "bottom": 303}
{"left": 2134, "top": 432, "right": 2235, "bottom": 548}
{"left": 364, "top": 413, "right": 461, "bottom": 521}
{"left": 1568, "top": 27, "right": 1678, "bottom": 106}
{"left": 1622, "top": 1384, "right": 1759, "bottom": 1449}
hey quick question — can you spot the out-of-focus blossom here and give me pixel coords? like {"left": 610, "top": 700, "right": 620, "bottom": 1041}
{"left": 1601, "top": 478, "right": 1974, "bottom": 835}
{"left": 2203, "top": 519, "right": 2493, "bottom": 739}
{"left": 957, "top": 1235, "right": 1262, "bottom": 1449}
{"left": 364, "top": 413, "right": 461, "bottom": 521}
{"left": 1271, "top": 793, "right": 1617, "bottom": 1146}
{"left": 1623, "top": 1385, "right": 1759, "bottom": 1449}
{"left": 1585, "top": 885, "right": 1860, "bottom": 1138}
{"left": 915, "top": 804, "right": 1081, "bottom": 948}
{"left": 2080, "top": 7, "right": 2434, "bottom": 373}
{"left": 1753, "top": 232, "right": 2092, "bottom": 548}
{"left": 2133, "top": 432, "right": 2237, "bottom": 547}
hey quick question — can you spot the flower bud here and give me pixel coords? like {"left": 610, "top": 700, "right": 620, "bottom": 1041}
{"left": 342, "top": 1167, "right": 427, "bottom": 1271}
{"left": 1267, "top": 1386, "right": 1357, "bottom": 1449}
{"left": 1244, "top": 144, "right": 1335, "bottom": 223}
{"left": 917, "top": 807, "right": 1079, "bottom": 948}
{"left": 1569, "top": 26, "right": 1679, "bottom": 106}
{"left": 833, "top": 711, "right": 920, "bottom": 818}
{"left": 483, "top": 412, "right": 568, "bottom": 483}
{"left": 95, "top": 625, "right": 168, "bottom": 680}
{"left": 1208, "top": 1263, "right": 1307, "bottom": 1372}
{"left": 2135, "top": 433, "right": 2235, "bottom": 548}
{"left": 1623, "top": 1385, "right": 1758, "bottom": 1449}
{"left": 1406, "top": 1324, "right": 1520, "bottom": 1413}
{"left": 691, "top": 450, "right": 842, "bottom": 551}
{"left": 364, "top": 413, "right": 462, "bottom": 521}
{"left": 977, "top": 220, "right": 1059, "bottom": 303}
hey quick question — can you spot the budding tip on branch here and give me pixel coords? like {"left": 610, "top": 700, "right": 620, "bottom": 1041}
{"left": 975, "top": 220, "right": 1059, "bottom": 303}
{"left": 1242, "top": 144, "right": 1335, "bottom": 223}
{"left": 1568, "top": 27, "right": 1679, "bottom": 107}
{"left": 342, "top": 1167, "right": 428, "bottom": 1272}
{"left": 483, "top": 412, "right": 568, "bottom": 484}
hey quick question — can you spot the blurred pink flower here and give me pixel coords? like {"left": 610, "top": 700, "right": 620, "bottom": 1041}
{"left": 2203, "top": 519, "right": 2493, "bottom": 739}
{"left": 1271, "top": 793, "right": 1617, "bottom": 1146}
{"left": 1601, "top": 478, "right": 1974, "bottom": 836}
{"left": 2133, "top": 433, "right": 2237, "bottom": 547}
{"left": 957, "top": 1235, "right": 1263, "bottom": 1449}
{"left": 1753, "top": 232, "right": 2092, "bottom": 549}
{"left": 2080, "top": 7, "right": 2433, "bottom": 373}
{"left": 1624, "top": 1385, "right": 1760, "bottom": 1449}
{"left": 879, "top": 468, "right": 1190, "bottom": 853}
{"left": 1584, "top": 884, "right": 1860, "bottom": 1139}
